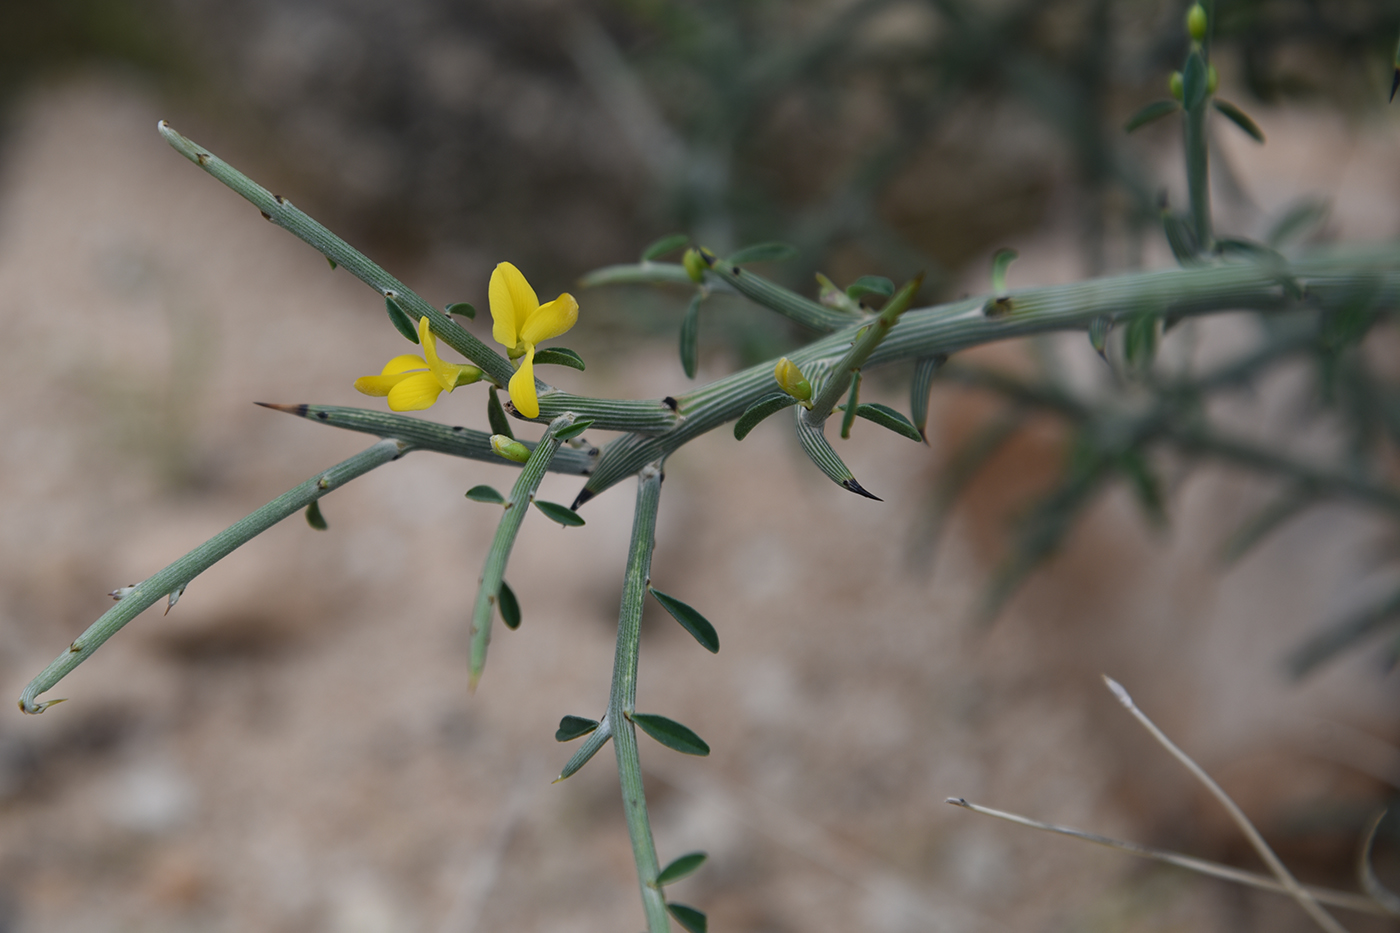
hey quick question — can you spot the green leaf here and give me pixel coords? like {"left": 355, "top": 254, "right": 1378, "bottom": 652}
{"left": 734, "top": 393, "right": 797, "bottom": 441}
{"left": 535, "top": 500, "right": 585, "bottom": 526}
{"left": 326, "top": 256, "right": 337, "bottom": 270}
{"left": 726, "top": 242, "right": 798, "bottom": 265}
{"left": 555, "top": 715, "right": 599, "bottom": 742}
{"left": 499, "top": 580, "right": 521, "bottom": 629}
{"left": 679, "top": 291, "right": 702, "bottom": 379}
{"left": 487, "top": 387, "right": 513, "bottom": 439}
{"left": 909, "top": 355, "right": 944, "bottom": 442}
{"left": 642, "top": 233, "right": 689, "bottom": 261}
{"left": 650, "top": 587, "right": 719, "bottom": 653}
{"left": 553, "top": 418, "right": 594, "bottom": 441}
{"left": 845, "top": 275, "right": 894, "bottom": 301}
{"left": 465, "top": 485, "right": 505, "bottom": 504}
{"left": 556, "top": 724, "right": 612, "bottom": 781}
{"left": 534, "top": 347, "right": 585, "bottom": 371}
{"left": 657, "top": 852, "right": 708, "bottom": 886}
{"left": 666, "top": 903, "right": 708, "bottom": 933}
{"left": 1123, "top": 312, "right": 1159, "bottom": 369}
{"left": 991, "top": 248, "right": 1018, "bottom": 294}
{"left": 1182, "top": 50, "right": 1208, "bottom": 110}
{"left": 1161, "top": 210, "right": 1201, "bottom": 265}
{"left": 853, "top": 402, "right": 923, "bottom": 442}
{"left": 384, "top": 295, "right": 419, "bottom": 343}
{"left": 305, "top": 500, "right": 328, "bottom": 530}
{"left": 1212, "top": 99, "right": 1264, "bottom": 143}
{"left": 630, "top": 713, "right": 710, "bottom": 756}
{"left": 1088, "top": 316, "right": 1112, "bottom": 360}
{"left": 1123, "top": 99, "right": 1180, "bottom": 132}
{"left": 446, "top": 301, "right": 476, "bottom": 320}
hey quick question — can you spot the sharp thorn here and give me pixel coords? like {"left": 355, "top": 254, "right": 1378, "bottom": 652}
{"left": 841, "top": 478, "right": 882, "bottom": 501}
{"left": 571, "top": 487, "right": 596, "bottom": 510}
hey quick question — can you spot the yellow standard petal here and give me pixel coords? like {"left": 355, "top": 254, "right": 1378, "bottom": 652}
{"left": 386, "top": 372, "right": 447, "bottom": 411}
{"left": 508, "top": 344, "right": 539, "bottom": 419}
{"left": 519, "top": 293, "right": 579, "bottom": 346}
{"left": 489, "top": 261, "right": 539, "bottom": 351}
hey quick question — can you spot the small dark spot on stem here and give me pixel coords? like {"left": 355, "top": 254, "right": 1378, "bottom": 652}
{"left": 196, "top": 152, "right": 209, "bottom": 165}
{"left": 315, "top": 410, "right": 329, "bottom": 420}
{"left": 663, "top": 397, "right": 679, "bottom": 412}
{"left": 273, "top": 194, "right": 285, "bottom": 204}
{"left": 69, "top": 641, "right": 82, "bottom": 653}
{"left": 451, "top": 425, "right": 464, "bottom": 432}
{"left": 259, "top": 211, "right": 272, "bottom": 221}
{"left": 731, "top": 266, "right": 742, "bottom": 275}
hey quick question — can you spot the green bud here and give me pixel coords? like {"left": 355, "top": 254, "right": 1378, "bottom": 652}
{"left": 490, "top": 434, "right": 531, "bottom": 463}
{"left": 454, "top": 365, "right": 483, "bottom": 387}
{"left": 1207, "top": 64, "right": 1218, "bottom": 95}
{"left": 682, "top": 248, "right": 707, "bottom": 284}
{"left": 773, "top": 357, "right": 812, "bottom": 402}
{"left": 1169, "top": 71, "right": 1183, "bottom": 101}
{"left": 1187, "top": 3, "right": 1207, "bottom": 42}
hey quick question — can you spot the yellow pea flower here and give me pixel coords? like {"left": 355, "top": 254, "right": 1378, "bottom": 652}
{"left": 489, "top": 261, "right": 579, "bottom": 419}
{"left": 354, "top": 316, "right": 481, "bottom": 411}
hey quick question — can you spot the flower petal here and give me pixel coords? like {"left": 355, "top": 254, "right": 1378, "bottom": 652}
{"left": 381, "top": 354, "right": 429, "bottom": 376}
{"left": 355, "top": 371, "right": 416, "bottom": 397}
{"left": 489, "top": 262, "right": 539, "bottom": 351}
{"left": 519, "top": 292, "right": 579, "bottom": 345}
{"left": 416, "top": 317, "right": 461, "bottom": 392}
{"left": 386, "top": 372, "right": 446, "bottom": 411}
{"left": 508, "top": 344, "right": 539, "bottom": 419}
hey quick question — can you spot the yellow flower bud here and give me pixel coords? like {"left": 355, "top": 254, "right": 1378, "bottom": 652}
{"left": 682, "top": 248, "right": 707, "bottom": 284}
{"left": 1169, "top": 71, "right": 1183, "bottom": 101}
{"left": 1207, "top": 64, "right": 1218, "bottom": 96}
{"left": 491, "top": 434, "right": 531, "bottom": 463}
{"left": 1187, "top": 3, "right": 1207, "bottom": 42}
{"left": 773, "top": 357, "right": 812, "bottom": 402}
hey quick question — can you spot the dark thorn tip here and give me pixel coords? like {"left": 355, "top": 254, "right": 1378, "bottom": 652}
{"left": 841, "top": 478, "right": 883, "bottom": 501}
{"left": 571, "top": 488, "right": 596, "bottom": 510}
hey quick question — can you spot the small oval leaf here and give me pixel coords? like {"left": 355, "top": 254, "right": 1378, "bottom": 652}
{"left": 488, "top": 387, "right": 513, "bottom": 439}
{"left": 446, "top": 301, "right": 477, "bottom": 320}
{"left": 1212, "top": 99, "right": 1264, "bottom": 143}
{"left": 305, "top": 500, "right": 328, "bottom": 530}
{"left": 1123, "top": 99, "right": 1180, "bottom": 133}
{"left": 535, "top": 500, "right": 586, "bottom": 526}
{"left": 666, "top": 903, "right": 708, "bottom": 933}
{"left": 465, "top": 485, "right": 505, "bottom": 504}
{"left": 726, "top": 242, "right": 798, "bottom": 265}
{"left": 631, "top": 713, "right": 710, "bottom": 756}
{"left": 499, "top": 580, "right": 521, "bottom": 629}
{"left": 854, "top": 403, "right": 923, "bottom": 442}
{"left": 845, "top": 275, "right": 894, "bottom": 300}
{"left": 679, "top": 291, "right": 701, "bottom": 379}
{"left": 384, "top": 296, "right": 420, "bottom": 343}
{"left": 555, "top": 715, "right": 599, "bottom": 742}
{"left": 734, "top": 393, "right": 798, "bottom": 441}
{"left": 650, "top": 588, "right": 719, "bottom": 653}
{"left": 643, "top": 233, "right": 689, "bottom": 261}
{"left": 553, "top": 418, "right": 595, "bottom": 441}
{"left": 534, "top": 347, "right": 585, "bottom": 371}
{"left": 657, "top": 852, "right": 708, "bottom": 886}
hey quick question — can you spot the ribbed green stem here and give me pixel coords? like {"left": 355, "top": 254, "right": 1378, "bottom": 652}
{"left": 260, "top": 403, "right": 599, "bottom": 474}
{"left": 469, "top": 414, "right": 574, "bottom": 687}
{"left": 19, "top": 439, "right": 407, "bottom": 713}
{"left": 1185, "top": 93, "right": 1211, "bottom": 250}
{"left": 608, "top": 462, "right": 669, "bottom": 933}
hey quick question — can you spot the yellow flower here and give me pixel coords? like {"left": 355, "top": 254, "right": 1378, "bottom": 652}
{"left": 489, "top": 261, "right": 578, "bottom": 419}
{"left": 355, "top": 316, "right": 480, "bottom": 411}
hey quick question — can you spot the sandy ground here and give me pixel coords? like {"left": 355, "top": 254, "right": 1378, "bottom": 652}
{"left": 1, "top": 76, "right": 1399, "bottom": 932}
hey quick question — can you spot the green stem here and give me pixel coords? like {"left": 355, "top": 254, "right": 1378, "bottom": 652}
{"left": 259, "top": 403, "right": 599, "bottom": 474}
{"left": 469, "top": 413, "right": 574, "bottom": 687}
{"left": 609, "top": 461, "right": 669, "bottom": 933}
{"left": 19, "top": 439, "right": 407, "bottom": 713}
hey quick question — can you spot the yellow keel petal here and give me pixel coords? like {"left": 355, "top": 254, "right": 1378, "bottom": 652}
{"left": 508, "top": 345, "right": 539, "bottom": 419}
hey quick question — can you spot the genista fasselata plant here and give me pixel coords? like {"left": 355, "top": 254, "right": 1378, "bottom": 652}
{"left": 17, "top": 4, "right": 1400, "bottom": 929}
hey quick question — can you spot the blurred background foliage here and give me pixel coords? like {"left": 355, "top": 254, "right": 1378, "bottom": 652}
{"left": 6, "top": 0, "right": 1400, "bottom": 670}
